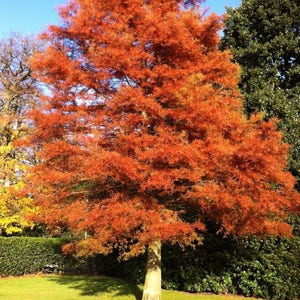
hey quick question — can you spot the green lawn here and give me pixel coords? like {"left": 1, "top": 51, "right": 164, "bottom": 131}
{"left": 0, "top": 275, "right": 259, "bottom": 300}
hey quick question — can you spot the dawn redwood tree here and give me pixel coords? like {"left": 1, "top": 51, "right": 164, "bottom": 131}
{"left": 26, "top": 0, "right": 299, "bottom": 299}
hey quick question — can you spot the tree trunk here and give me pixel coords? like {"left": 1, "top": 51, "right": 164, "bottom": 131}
{"left": 142, "top": 240, "right": 161, "bottom": 300}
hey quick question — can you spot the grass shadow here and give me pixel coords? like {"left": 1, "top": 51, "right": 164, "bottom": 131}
{"left": 126, "top": 281, "right": 143, "bottom": 300}
{"left": 47, "top": 274, "right": 142, "bottom": 299}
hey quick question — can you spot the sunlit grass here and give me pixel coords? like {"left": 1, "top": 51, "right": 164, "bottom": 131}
{"left": 0, "top": 275, "right": 259, "bottom": 300}
{"left": 0, "top": 275, "right": 134, "bottom": 300}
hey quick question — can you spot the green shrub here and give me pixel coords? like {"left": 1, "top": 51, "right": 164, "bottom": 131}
{"left": 232, "top": 236, "right": 300, "bottom": 300}
{"left": 114, "top": 224, "right": 300, "bottom": 300}
{"left": 0, "top": 236, "right": 127, "bottom": 277}
{"left": 0, "top": 237, "right": 63, "bottom": 276}
{"left": 158, "top": 233, "right": 300, "bottom": 300}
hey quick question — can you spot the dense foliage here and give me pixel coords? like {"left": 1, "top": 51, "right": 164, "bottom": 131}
{"left": 221, "top": 0, "right": 300, "bottom": 187}
{"left": 27, "top": 0, "right": 299, "bottom": 254}
{"left": 161, "top": 235, "right": 300, "bottom": 300}
{"left": 117, "top": 229, "right": 300, "bottom": 300}
{"left": 0, "top": 237, "right": 63, "bottom": 276}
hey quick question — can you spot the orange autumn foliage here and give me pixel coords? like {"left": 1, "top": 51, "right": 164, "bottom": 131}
{"left": 25, "top": 0, "right": 299, "bottom": 258}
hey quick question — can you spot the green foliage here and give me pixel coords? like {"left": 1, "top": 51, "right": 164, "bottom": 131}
{"left": 0, "top": 237, "right": 63, "bottom": 276}
{"left": 220, "top": 3, "right": 300, "bottom": 296}
{"left": 0, "top": 236, "right": 129, "bottom": 277}
{"left": 82, "top": 220, "right": 300, "bottom": 299}
{"left": 160, "top": 233, "right": 300, "bottom": 300}
{"left": 115, "top": 227, "right": 300, "bottom": 300}
{"left": 231, "top": 236, "right": 300, "bottom": 299}
{"left": 221, "top": 0, "right": 300, "bottom": 187}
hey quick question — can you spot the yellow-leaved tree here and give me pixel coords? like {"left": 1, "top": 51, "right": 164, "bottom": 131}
{"left": 0, "top": 34, "right": 40, "bottom": 235}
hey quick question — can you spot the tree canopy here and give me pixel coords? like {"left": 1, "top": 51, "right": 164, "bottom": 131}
{"left": 0, "top": 34, "right": 40, "bottom": 235}
{"left": 221, "top": 0, "right": 300, "bottom": 187}
{"left": 24, "top": 0, "right": 300, "bottom": 299}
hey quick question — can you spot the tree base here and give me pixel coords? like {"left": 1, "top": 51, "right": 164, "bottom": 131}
{"left": 142, "top": 290, "right": 161, "bottom": 300}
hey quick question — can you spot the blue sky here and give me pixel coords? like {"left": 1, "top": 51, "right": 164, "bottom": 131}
{"left": 0, "top": 0, "right": 241, "bottom": 38}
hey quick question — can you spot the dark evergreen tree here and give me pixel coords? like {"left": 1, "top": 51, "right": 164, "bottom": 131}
{"left": 221, "top": 0, "right": 300, "bottom": 187}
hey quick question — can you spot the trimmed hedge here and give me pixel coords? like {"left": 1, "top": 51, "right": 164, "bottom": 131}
{"left": 0, "top": 237, "right": 64, "bottom": 276}
{"left": 0, "top": 236, "right": 125, "bottom": 277}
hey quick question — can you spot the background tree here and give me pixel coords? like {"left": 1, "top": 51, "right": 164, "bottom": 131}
{"left": 0, "top": 34, "right": 40, "bottom": 235}
{"left": 221, "top": 0, "right": 300, "bottom": 188}
{"left": 26, "top": 0, "right": 300, "bottom": 299}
